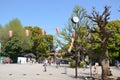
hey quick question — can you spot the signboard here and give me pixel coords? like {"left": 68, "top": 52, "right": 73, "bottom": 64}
{"left": 17, "top": 57, "right": 27, "bottom": 64}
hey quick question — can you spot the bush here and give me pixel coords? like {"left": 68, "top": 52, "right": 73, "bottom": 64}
{"left": 70, "top": 61, "right": 76, "bottom": 68}
{"left": 70, "top": 61, "right": 87, "bottom": 68}
{"left": 79, "top": 61, "right": 86, "bottom": 68}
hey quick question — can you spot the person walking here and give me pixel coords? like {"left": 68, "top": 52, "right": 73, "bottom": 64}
{"left": 43, "top": 58, "right": 48, "bottom": 72}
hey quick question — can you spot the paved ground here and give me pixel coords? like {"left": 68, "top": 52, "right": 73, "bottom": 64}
{"left": 0, "top": 63, "right": 120, "bottom": 80}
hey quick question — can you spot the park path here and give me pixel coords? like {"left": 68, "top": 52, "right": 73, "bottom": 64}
{"left": 0, "top": 64, "right": 120, "bottom": 80}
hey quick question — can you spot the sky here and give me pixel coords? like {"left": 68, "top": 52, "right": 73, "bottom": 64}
{"left": 0, "top": 0, "right": 120, "bottom": 35}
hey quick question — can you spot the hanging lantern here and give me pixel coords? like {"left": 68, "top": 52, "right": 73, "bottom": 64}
{"left": 25, "top": 29, "right": 29, "bottom": 37}
{"left": 71, "top": 38, "right": 75, "bottom": 43}
{"left": 68, "top": 38, "right": 74, "bottom": 53}
{"left": 56, "top": 27, "right": 60, "bottom": 34}
{"left": 9, "top": 30, "right": 13, "bottom": 38}
{"left": 41, "top": 29, "right": 45, "bottom": 36}
{"left": 72, "top": 32, "right": 76, "bottom": 37}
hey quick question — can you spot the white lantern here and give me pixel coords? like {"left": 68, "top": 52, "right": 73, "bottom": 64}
{"left": 25, "top": 29, "right": 29, "bottom": 37}
{"left": 68, "top": 38, "right": 74, "bottom": 53}
{"left": 72, "top": 32, "right": 76, "bottom": 37}
{"left": 71, "top": 38, "right": 75, "bottom": 43}
{"left": 41, "top": 29, "right": 45, "bottom": 36}
{"left": 56, "top": 27, "right": 60, "bottom": 34}
{"left": 9, "top": 30, "right": 13, "bottom": 38}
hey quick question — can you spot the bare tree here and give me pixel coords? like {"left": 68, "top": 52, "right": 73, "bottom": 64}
{"left": 87, "top": 6, "right": 113, "bottom": 79}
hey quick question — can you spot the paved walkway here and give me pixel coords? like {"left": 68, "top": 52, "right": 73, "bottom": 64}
{"left": 0, "top": 64, "right": 120, "bottom": 80}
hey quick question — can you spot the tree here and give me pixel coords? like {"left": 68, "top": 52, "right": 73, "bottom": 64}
{"left": 0, "top": 19, "right": 33, "bottom": 62}
{"left": 1, "top": 19, "right": 24, "bottom": 55}
{"left": 0, "top": 25, "right": 4, "bottom": 54}
{"left": 87, "top": 6, "right": 113, "bottom": 79}
{"left": 0, "top": 25, "right": 3, "bottom": 39}
{"left": 3, "top": 37, "right": 23, "bottom": 63}
{"left": 25, "top": 26, "right": 53, "bottom": 61}
{"left": 56, "top": 6, "right": 91, "bottom": 78}
{"left": 107, "top": 20, "right": 120, "bottom": 63}
{"left": 5, "top": 18, "right": 24, "bottom": 39}
{"left": 0, "top": 18, "right": 53, "bottom": 62}
{"left": 1, "top": 18, "right": 30, "bottom": 51}
{"left": 56, "top": 6, "right": 90, "bottom": 52}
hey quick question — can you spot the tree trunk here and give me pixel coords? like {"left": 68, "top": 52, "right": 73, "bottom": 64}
{"left": 100, "top": 49, "right": 112, "bottom": 80}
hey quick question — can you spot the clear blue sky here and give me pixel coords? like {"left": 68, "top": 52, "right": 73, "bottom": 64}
{"left": 0, "top": 0, "right": 120, "bottom": 35}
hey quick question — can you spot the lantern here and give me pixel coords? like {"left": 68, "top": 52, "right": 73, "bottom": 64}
{"left": 71, "top": 38, "right": 75, "bottom": 43}
{"left": 72, "top": 32, "right": 76, "bottom": 37}
{"left": 56, "top": 27, "right": 60, "bottom": 33}
{"left": 68, "top": 38, "right": 74, "bottom": 53}
{"left": 41, "top": 29, "right": 45, "bottom": 36}
{"left": 9, "top": 30, "right": 13, "bottom": 38}
{"left": 25, "top": 29, "right": 29, "bottom": 37}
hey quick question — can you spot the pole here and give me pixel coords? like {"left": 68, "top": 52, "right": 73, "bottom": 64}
{"left": 75, "top": 23, "right": 78, "bottom": 78}
{"left": 71, "top": 16, "right": 79, "bottom": 78}
{"left": 90, "top": 63, "right": 92, "bottom": 77}
{"left": 75, "top": 52, "right": 78, "bottom": 78}
{"left": 64, "top": 63, "right": 67, "bottom": 74}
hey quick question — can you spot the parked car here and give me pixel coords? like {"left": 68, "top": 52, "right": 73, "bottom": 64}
{"left": 61, "top": 59, "right": 70, "bottom": 64}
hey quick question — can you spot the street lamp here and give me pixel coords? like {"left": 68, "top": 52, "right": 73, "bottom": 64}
{"left": 71, "top": 16, "right": 79, "bottom": 78}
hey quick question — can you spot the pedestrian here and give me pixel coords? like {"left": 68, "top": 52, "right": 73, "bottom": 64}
{"left": 56, "top": 60, "right": 60, "bottom": 68}
{"left": 43, "top": 58, "right": 48, "bottom": 72}
{"left": 93, "top": 65, "right": 96, "bottom": 72}
{"left": 48, "top": 59, "right": 51, "bottom": 66}
{"left": 93, "top": 63, "right": 99, "bottom": 74}
{"left": 19, "top": 60, "right": 21, "bottom": 64}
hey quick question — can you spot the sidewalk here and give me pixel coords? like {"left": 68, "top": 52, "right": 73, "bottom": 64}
{"left": 0, "top": 64, "right": 79, "bottom": 80}
{"left": 0, "top": 64, "right": 120, "bottom": 80}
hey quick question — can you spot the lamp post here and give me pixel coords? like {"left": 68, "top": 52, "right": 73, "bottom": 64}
{"left": 71, "top": 16, "right": 79, "bottom": 78}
